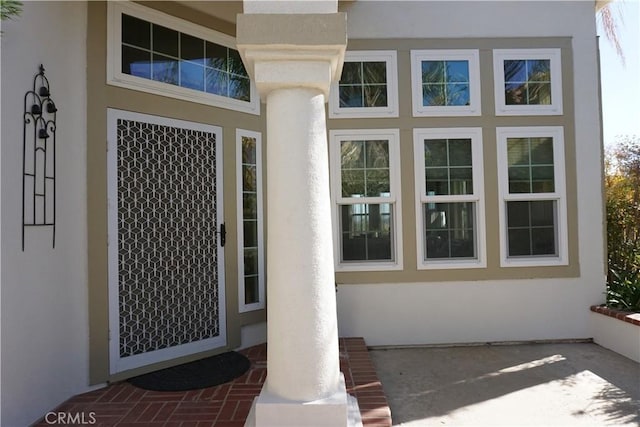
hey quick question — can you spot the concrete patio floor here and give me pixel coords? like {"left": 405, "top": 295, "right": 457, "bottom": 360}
{"left": 370, "top": 342, "right": 640, "bottom": 426}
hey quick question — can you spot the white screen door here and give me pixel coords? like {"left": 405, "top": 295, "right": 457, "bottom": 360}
{"left": 107, "top": 109, "right": 226, "bottom": 374}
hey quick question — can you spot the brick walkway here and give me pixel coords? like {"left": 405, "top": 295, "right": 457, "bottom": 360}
{"left": 35, "top": 338, "right": 391, "bottom": 426}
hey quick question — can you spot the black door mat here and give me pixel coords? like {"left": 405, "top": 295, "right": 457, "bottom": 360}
{"left": 128, "top": 351, "right": 251, "bottom": 391}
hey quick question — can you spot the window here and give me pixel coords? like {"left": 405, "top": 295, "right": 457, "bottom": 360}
{"left": 108, "top": 2, "right": 259, "bottom": 115}
{"left": 410, "top": 50, "right": 481, "bottom": 117}
{"left": 329, "top": 129, "right": 403, "bottom": 271}
{"left": 329, "top": 51, "right": 399, "bottom": 118}
{"left": 496, "top": 127, "right": 568, "bottom": 266}
{"left": 413, "top": 128, "right": 485, "bottom": 269}
{"left": 236, "top": 130, "right": 265, "bottom": 312}
{"left": 493, "top": 49, "right": 562, "bottom": 116}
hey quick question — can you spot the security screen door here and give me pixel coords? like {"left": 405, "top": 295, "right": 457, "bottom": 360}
{"left": 107, "top": 109, "right": 226, "bottom": 374}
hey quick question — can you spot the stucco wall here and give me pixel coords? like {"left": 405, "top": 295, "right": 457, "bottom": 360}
{"left": 1, "top": 2, "right": 89, "bottom": 426}
{"left": 336, "top": 1, "right": 606, "bottom": 344}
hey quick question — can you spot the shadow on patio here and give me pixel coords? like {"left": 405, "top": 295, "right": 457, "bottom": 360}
{"left": 370, "top": 342, "right": 640, "bottom": 426}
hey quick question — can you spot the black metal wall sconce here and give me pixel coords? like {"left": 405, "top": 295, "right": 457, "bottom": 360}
{"left": 22, "top": 64, "right": 57, "bottom": 250}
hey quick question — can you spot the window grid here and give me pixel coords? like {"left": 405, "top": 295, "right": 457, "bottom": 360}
{"left": 330, "top": 130, "right": 403, "bottom": 271}
{"left": 497, "top": 127, "right": 567, "bottom": 266}
{"left": 414, "top": 128, "right": 485, "bottom": 269}
{"left": 338, "top": 61, "right": 388, "bottom": 108}
{"left": 236, "top": 130, "right": 264, "bottom": 313}
{"left": 421, "top": 60, "right": 470, "bottom": 107}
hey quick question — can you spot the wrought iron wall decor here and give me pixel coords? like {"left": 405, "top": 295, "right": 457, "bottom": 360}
{"left": 22, "top": 64, "right": 57, "bottom": 250}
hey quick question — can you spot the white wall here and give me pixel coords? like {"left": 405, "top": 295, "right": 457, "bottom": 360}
{"left": 1, "top": 2, "right": 89, "bottom": 426}
{"left": 337, "top": 1, "right": 606, "bottom": 345}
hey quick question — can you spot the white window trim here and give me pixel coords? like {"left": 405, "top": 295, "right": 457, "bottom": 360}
{"left": 329, "top": 129, "right": 403, "bottom": 271}
{"left": 107, "top": 1, "right": 260, "bottom": 115}
{"left": 410, "top": 49, "right": 481, "bottom": 117}
{"left": 236, "top": 129, "right": 265, "bottom": 313}
{"left": 496, "top": 126, "right": 568, "bottom": 267}
{"left": 329, "top": 51, "right": 399, "bottom": 119}
{"left": 413, "top": 128, "right": 486, "bottom": 269}
{"left": 493, "top": 48, "right": 563, "bottom": 116}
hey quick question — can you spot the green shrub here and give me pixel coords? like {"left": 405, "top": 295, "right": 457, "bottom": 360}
{"left": 605, "top": 136, "right": 640, "bottom": 312}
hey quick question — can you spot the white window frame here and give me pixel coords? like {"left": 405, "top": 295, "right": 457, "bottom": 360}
{"left": 236, "top": 129, "right": 265, "bottom": 313}
{"left": 329, "top": 129, "right": 403, "bottom": 271}
{"left": 107, "top": 1, "right": 260, "bottom": 115}
{"left": 493, "top": 48, "right": 563, "bottom": 116}
{"left": 413, "top": 128, "right": 486, "bottom": 269}
{"left": 410, "top": 49, "right": 481, "bottom": 117}
{"left": 496, "top": 126, "right": 568, "bottom": 267}
{"left": 329, "top": 51, "right": 399, "bottom": 119}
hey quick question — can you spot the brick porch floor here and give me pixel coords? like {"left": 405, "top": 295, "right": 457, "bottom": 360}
{"left": 35, "top": 338, "right": 391, "bottom": 426}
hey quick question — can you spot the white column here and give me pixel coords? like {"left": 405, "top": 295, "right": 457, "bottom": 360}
{"left": 237, "top": 10, "right": 359, "bottom": 427}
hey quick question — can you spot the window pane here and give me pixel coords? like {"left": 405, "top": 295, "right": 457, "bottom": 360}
{"left": 339, "top": 85, "right": 363, "bottom": 107}
{"left": 152, "top": 54, "right": 178, "bottom": 85}
{"left": 446, "top": 83, "right": 470, "bottom": 106}
{"left": 340, "top": 204, "right": 393, "bottom": 262}
{"left": 423, "top": 84, "right": 445, "bottom": 106}
{"left": 365, "top": 140, "right": 389, "bottom": 168}
{"left": 243, "top": 220, "right": 258, "bottom": 248}
{"left": 507, "top": 138, "right": 530, "bottom": 165}
{"left": 527, "top": 59, "right": 550, "bottom": 81}
{"left": 449, "top": 168, "right": 473, "bottom": 195}
{"left": 340, "top": 62, "right": 362, "bottom": 84}
{"left": 122, "top": 14, "right": 150, "bottom": 49}
{"left": 363, "top": 62, "right": 387, "bottom": 84}
{"left": 244, "top": 248, "right": 258, "bottom": 275}
{"left": 531, "top": 166, "right": 555, "bottom": 193}
{"left": 446, "top": 61, "right": 470, "bottom": 83}
{"left": 505, "top": 82, "right": 526, "bottom": 105}
{"left": 364, "top": 85, "right": 388, "bottom": 107}
{"left": 531, "top": 137, "right": 554, "bottom": 164}
{"left": 242, "top": 137, "right": 257, "bottom": 164}
{"left": 508, "top": 166, "right": 530, "bottom": 193}
{"left": 229, "top": 76, "right": 251, "bottom": 101}
{"left": 122, "top": 46, "right": 151, "bottom": 78}
{"left": 180, "top": 33, "right": 204, "bottom": 64}
{"left": 422, "top": 61, "right": 445, "bottom": 83}
{"left": 341, "top": 141, "right": 364, "bottom": 169}
{"left": 205, "top": 41, "right": 227, "bottom": 70}
{"left": 425, "top": 168, "right": 449, "bottom": 196}
{"left": 205, "top": 68, "right": 228, "bottom": 96}
{"left": 242, "top": 165, "right": 257, "bottom": 192}
{"left": 504, "top": 60, "right": 526, "bottom": 82}
{"left": 507, "top": 200, "right": 557, "bottom": 257}
{"left": 180, "top": 61, "right": 204, "bottom": 91}
{"left": 365, "top": 169, "right": 390, "bottom": 197}
{"left": 424, "top": 202, "right": 475, "bottom": 259}
{"left": 449, "top": 139, "right": 472, "bottom": 166}
{"left": 342, "top": 170, "right": 365, "bottom": 197}
{"left": 244, "top": 276, "right": 259, "bottom": 305}
{"left": 228, "top": 49, "right": 249, "bottom": 77}
{"left": 243, "top": 193, "right": 257, "bottom": 219}
{"left": 528, "top": 82, "right": 552, "bottom": 105}
{"left": 153, "top": 24, "right": 178, "bottom": 57}
{"left": 424, "top": 139, "right": 448, "bottom": 166}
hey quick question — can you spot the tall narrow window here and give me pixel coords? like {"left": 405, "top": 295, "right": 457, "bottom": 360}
{"left": 329, "top": 51, "right": 399, "bottom": 118}
{"left": 236, "top": 130, "right": 265, "bottom": 312}
{"left": 493, "top": 49, "right": 563, "bottom": 116}
{"left": 410, "top": 50, "right": 481, "bottom": 117}
{"left": 497, "top": 127, "right": 568, "bottom": 266}
{"left": 330, "top": 129, "right": 403, "bottom": 271}
{"left": 413, "top": 128, "right": 485, "bottom": 269}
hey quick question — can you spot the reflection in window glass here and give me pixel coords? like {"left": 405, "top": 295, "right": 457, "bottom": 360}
{"left": 425, "top": 202, "right": 475, "bottom": 259}
{"left": 121, "top": 13, "right": 250, "bottom": 102}
{"left": 341, "top": 204, "right": 393, "bottom": 261}
{"left": 424, "top": 138, "right": 473, "bottom": 196}
{"left": 341, "top": 140, "right": 390, "bottom": 198}
{"left": 507, "top": 137, "right": 554, "bottom": 193}
{"left": 504, "top": 59, "right": 551, "bottom": 106}
{"left": 421, "top": 60, "right": 470, "bottom": 106}
{"left": 339, "top": 61, "right": 388, "bottom": 108}
{"left": 507, "top": 200, "right": 557, "bottom": 256}
{"left": 241, "top": 136, "right": 260, "bottom": 305}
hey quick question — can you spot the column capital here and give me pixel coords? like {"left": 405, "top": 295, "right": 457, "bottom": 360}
{"left": 236, "top": 13, "right": 347, "bottom": 101}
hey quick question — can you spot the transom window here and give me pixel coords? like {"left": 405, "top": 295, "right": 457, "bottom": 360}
{"left": 329, "top": 51, "right": 399, "bottom": 119}
{"left": 410, "top": 50, "right": 481, "bottom": 117}
{"left": 413, "top": 128, "right": 485, "bottom": 269}
{"left": 330, "top": 129, "right": 402, "bottom": 271}
{"left": 493, "top": 49, "right": 562, "bottom": 116}
{"left": 108, "top": 2, "right": 259, "bottom": 115}
{"left": 236, "top": 130, "right": 265, "bottom": 312}
{"left": 497, "top": 127, "right": 568, "bottom": 266}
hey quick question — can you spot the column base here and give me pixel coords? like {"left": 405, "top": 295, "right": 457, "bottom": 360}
{"left": 244, "top": 374, "right": 362, "bottom": 427}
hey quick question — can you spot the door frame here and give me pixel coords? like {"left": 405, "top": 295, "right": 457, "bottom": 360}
{"left": 106, "top": 108, "right": 226, "bottom": 375}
